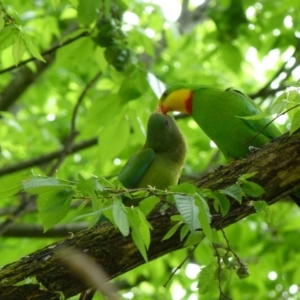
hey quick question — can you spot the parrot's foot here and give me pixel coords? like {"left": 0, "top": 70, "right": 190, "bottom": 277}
{"left": 249, "top": 146, "right": 260, "bottom": 153}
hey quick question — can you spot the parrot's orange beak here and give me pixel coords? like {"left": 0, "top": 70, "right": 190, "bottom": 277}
{"left": 156, "top": 103, "right": 170, "bottom": 114}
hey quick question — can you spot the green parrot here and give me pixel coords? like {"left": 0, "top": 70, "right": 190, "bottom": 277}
{"left": 97, "top": 112, "right": 186, "bottom": 221}
{"left": 118, "top": 112, "right": 186, "bottom": 192}
{"left": 157, "top": 83, "right": 281, "bottom": 160}
{"left": 157, "top": 83, "right": 300, "bottom": 206}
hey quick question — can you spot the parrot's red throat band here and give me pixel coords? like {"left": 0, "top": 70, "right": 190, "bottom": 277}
{"left": 185, "top": 92, "right": 193, "bottom": 114}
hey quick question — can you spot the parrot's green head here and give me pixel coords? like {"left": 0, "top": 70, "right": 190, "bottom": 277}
{"left": 146, "top": 112, "right": 186, "bottom": 154}
{"left": 157, "top": 83, "right": 196, "bottom": 115}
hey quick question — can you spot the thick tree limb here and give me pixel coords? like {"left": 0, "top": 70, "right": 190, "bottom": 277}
{"left": 0, "top": 222, "right": 88, "bottom": 238}
{"left": 0, "top": 130, "right": 300, "bottom": 299}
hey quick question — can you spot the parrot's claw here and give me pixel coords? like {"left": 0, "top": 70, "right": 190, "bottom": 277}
{"left": 249, "top": 146, "right": 260, "bottom": 152}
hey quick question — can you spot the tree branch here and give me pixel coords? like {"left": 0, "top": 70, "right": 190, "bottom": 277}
{"left": 0, "top": 138, "right": 97, "bottom": 177}
{"left": 0, "top": 222, "right": 88, "bottom": 238}
{"left": 1, "top": 129, "right": 300, "bottom": 299}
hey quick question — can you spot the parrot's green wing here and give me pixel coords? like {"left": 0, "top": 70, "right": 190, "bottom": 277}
{"left": 118, "top": 148, "right": 155, "bottom": 188}
{"left": 228, "top": 89, "right": 281, "bottom": 139}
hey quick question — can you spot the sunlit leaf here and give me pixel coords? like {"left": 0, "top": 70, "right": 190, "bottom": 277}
{"left": 222, "top": 184, "right": 244, "bottom": 204}
{"left": 290, "top": 109, "right": 300, "bottom": 134}
{"left": 174, "top": 194, "right": 201, "bottom": 232}
{"left": 198, "top": 262, "right": 218, "bottom": 295}
{"left": 127, "top": 209, "right": 148, "bottom": 262}
{"left": 210, "top": 191, "right": 230, "bottom": 216}
{"left": 138, "top": 210, "right": 151, "bottom": 249}
{"left": 162, "top": 221, "right": 182, "bottom": 241}
{"left": 23, "top": 177, "right": 71, "bottom": 194}
{"left": 98, "top": 114, "right": 130, "bottom": 164}
{"left": 0, "top": 17, "right": 5, "bottom": 31}
{"left": 77, "top": 0, "right": 98, "bottom": 25}
{"left": 37, "top": 189, "right": 74, "bottom": 231}
{"left": 139, "top": 195, "right": 160, "bottom": 216}
{"left": 252, "top": 200, "right": 268, "bottom": 213}
{"left": 184, "top": 231, "right": 204, "bottom": 247}
{"left": 50, "top": 0, "right": 61, "bottom": 9}
{"left": 180, "top": 223, "right": 190, "bottom": 241}
{"left": 112, "top": 199, "right": 129, "bottom": 236}
{"left": 0, "top": 173, "right": 28, "bottom": 199}
{"left": 22, "top": 33, "right": 46, "bottom": 62}
{"left": 242, "top": 181, "right": 265, "bottom": 198}
{"left": 194, "top": 193, "right": 212, "bottom": 241}
{"left": 12, "top": 33, "right": 26, "bottom": 65}
{"left": 0, "top": 26, "right": 19, "bottom": 52}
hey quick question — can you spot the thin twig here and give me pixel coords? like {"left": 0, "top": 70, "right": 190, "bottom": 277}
{"left": 220, "top": 228, "right": 242, "bottom": 266}
{"left": 242, "top": 104, "right": 300, "bottom": 146}
{"left": 213, "top": 243, "right": 232, "bottom": 300}
{"left": 163, "top": 243, "right": 201, "bottom": 287}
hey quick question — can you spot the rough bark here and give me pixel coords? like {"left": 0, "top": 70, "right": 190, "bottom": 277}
{"left": 1, "top": 130, "right": 300, "bottom": 300}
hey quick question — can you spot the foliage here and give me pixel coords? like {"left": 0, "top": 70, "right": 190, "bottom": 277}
{"left": 0, "top": 0, "right": 300, "bottom": 299}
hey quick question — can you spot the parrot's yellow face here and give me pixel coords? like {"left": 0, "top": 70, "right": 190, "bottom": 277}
{"left": 158, "top": 88, "right": 193, "bottom": 114}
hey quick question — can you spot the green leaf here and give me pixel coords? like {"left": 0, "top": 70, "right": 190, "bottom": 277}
{"left": 169, "top": 182, "right": 198, "bottom": 193}
{"left": 219, "top": 43, "right": 242, "bottom": 73}
{"left": 0, "top": 173, "right": 28, "bottom": 199}
{"left": 211, "top": 229, "right": 220, "bottom": 243}
{"left": 162, "top": 222, "right": 182, "bottom": 241}
{"left": 0, "top": 26, "right": 19, "bottom": 52}
{"left": 98, "top": 114, "right": 130, "bottom": 164}
{"left": 0, "top": 17, "right": 5, "bottom": 31}
{"left": 270, "top": 92, "right": 288, "bottom": 114}
{"left": 83, "top": 94, "right": 122, "bottom": 134}
{"left": 118, "top": 70, "right": 149, "bottom": 104}
{"left": 138, "top": 210, "right": 152, "bottom": 249}
{"left": 22, "top": 33, "right": 46, "bottom": 62}
{"left": 131, "top": 226, "right": 148, "bottom": 262}
{"left": 198, "top": 262, "right": 218, "bottom": 295}
{"left": 184, "top": 231, "right": 205, "bottom": 247}
{"left": 290, "top": 109, "right": 300, "bottom": 134}
{"left": 210, "top": 191, "right": 230, "bottom": 216}
{"left": 222, "top": 184, "right": 244, "bottom": 204}
{"left": 242, "top": 181, "right": 265, "bottom": 198}
{"left": 194, "top": 193, "right": 212, "bottom": 241}
{"left": 237, "top": 111, "right": 272, "bottom": 120}
{"left": 76, "top": 176, "right": 97, "bottom": 204}
{"left": 119, "top": 79, "right": 142, "bottom": 103}
{"left": 174, "top": 194, "right": 201, "bottom": 232}
{"left": 112, "top": 199, "right": 129, "bottom": 236}
{"left": 37, "top": 189, "right": 74, "bottom": 231}
{"left": 139, "top": 195, "right": 160, "bottom": 216}
{"left": 170, "top": 215, "right": 184, "bottom": 221}
{"left": 127, "top": 209, "right": 148, "bottom": 262}
{"left": 180, "top": 223, "right": 190, "bottom": 241}
{"left": 23, "top": 178, "right": 71, "bottom": 194}
{"left": 12, "top": 33, "right": 26, "bottom": 65}
{"left": 238, "top": 172, "right": 258, "bottom": 182}
{"left": 253, "top": 200, "right": 268, "bottom": 213}
{"left": 78, "top": 0, "right": 98, "bottom": 25}
{"left": 50, "top": 0, "right": 61, "bottom": 9}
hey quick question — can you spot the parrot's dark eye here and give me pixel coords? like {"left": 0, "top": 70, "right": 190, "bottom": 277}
{"left": 165, "top": 120, "right": 169, "bottom": 126}
{"left": 162, "top": 91, "right": 168, "bottom": 98}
